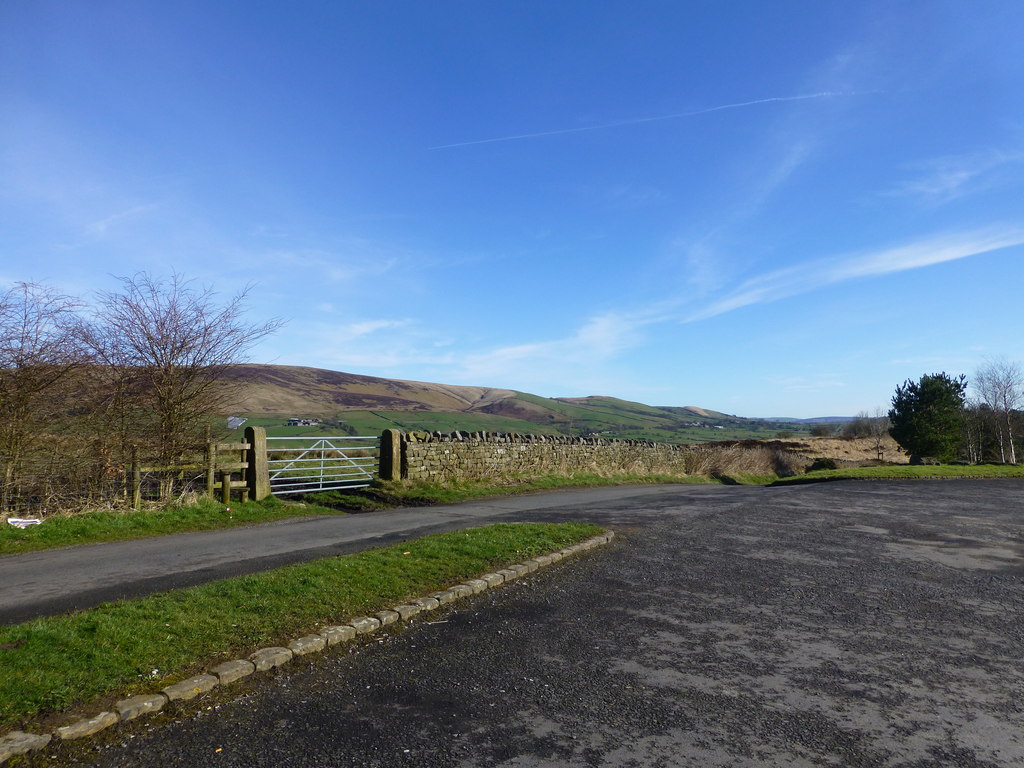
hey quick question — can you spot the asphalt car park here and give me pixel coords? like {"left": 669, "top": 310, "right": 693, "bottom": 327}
{"left": 32, "top": 481, "right": 1024, "bottom": 766}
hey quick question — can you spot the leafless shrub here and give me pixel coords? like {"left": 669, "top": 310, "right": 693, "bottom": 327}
{"left": 0, "top": 283, "right": 90, "bottom": 512}
{"left": 0, "top": 274, "right": 282, "bottom": 514}
{"left": 86, "top": 272, "right": 283, "bottom": 478}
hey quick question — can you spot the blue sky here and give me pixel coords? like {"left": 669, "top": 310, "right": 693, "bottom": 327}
{"left": 2, "top": 1, "right": 1022, "bottom": 417}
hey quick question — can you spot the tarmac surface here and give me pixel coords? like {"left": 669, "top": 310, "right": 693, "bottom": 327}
{"left": 0, "top": 485, "right": 693, "bottom": 625}
{"left": 20, "top": 480, "right": 1024, "bottom": 766}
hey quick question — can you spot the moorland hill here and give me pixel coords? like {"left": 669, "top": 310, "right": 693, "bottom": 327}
{"left": 223, "top": 364, "right": 826, "bottom": 444}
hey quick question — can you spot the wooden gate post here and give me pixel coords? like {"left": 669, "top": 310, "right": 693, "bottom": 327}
{"left": 379, "top": 429, "right": 404, "bottom": 481}
{"left": 245, "top": 426, "right": 271, "bottom": 501}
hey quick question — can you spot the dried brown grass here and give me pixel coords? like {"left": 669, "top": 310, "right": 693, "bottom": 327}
{"left": 678, "top": 434, "right": 907, "bottom": 479}
{"left": 682, "top": 444, "right": 809, "bottom": 478}
{"left": 788, "top": 435, "right": 908, "bottom": 465}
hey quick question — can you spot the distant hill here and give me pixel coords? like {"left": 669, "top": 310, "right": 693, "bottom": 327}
{"left": 223, "top": 364, "right": 515, "bottom": 414}
{"left": 223, "top": 364, "right": 840, "bottom": 443}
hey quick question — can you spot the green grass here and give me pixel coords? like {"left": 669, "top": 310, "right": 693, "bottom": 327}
{"left": 371, "top": 410, "right": 564, "bottom": 435}
{"left": 0, "top": 496, "right": 343, "bottom": 556}
{"left": 772, "top": 463, "right": 1024, "bottom": 484}
{"left": 514, "top": 392, "right": 662, "bottom": 429}
{"left": 302, "top": 489, "right": 393, "bottom": 512}
{"left": 0, "top": 522, "right": 603, "bottom": 729}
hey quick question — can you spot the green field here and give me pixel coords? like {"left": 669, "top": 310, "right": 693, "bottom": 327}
{"left": 230, "top": 403, "right": 813, "bottom": 444}
{"left": 228, "top": 411, "right": 565, "bottom": 438}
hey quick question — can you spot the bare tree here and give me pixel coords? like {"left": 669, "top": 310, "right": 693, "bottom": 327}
{"left": 842, "top": 411, "right": 874, "bottom": 439}
{"left": 0, "top": 283, "right": 88, "bottom": 511}
{"left": 88, "top": 273, "right": 283, "bottom": 469}
{"left": 973, "top": 358, "right": 1023, "bottom": 464}
{"left": 842, "top": 409, "right": 891, "bottom": 460}
{"left": 868, "top": 406, "right": 890, "bottom": 461}
{"left": 961, "top": 397, "right": 980, "bottom": 464}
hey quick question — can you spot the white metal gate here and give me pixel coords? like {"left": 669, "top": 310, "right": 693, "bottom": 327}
{"left": 266, "top": 435, "right": 379, "bottom": 495}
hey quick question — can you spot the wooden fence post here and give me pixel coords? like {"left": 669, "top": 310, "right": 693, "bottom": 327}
{"left": 220, "top": 470, "right": 232, "bottom": 504}
{"left": 245, "top": 426, "right": 271, "bottom": 501}
{"left": 206, "top": 442, "right": 217, "bottom": 498}
{"left": 130, "top": 446, "right": 142, "bottom": 511}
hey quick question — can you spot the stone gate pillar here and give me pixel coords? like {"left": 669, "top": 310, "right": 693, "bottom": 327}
{"left": 379, "top": 428, "right": 404, "bottom": 481}
{"left": 245, "top": 426, "right": 271, "bottom": 500}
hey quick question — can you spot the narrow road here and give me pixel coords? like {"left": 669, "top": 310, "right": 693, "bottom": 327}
{"left": 0, "top": 484, "right": 740, "bottom": 624}
{"left": 34, "top": 480, "right": 1024, "bottom": 767}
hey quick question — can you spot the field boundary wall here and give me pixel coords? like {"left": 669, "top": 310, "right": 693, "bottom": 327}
{"left": 381, "top": 428, "right": 712, "bottom": 482}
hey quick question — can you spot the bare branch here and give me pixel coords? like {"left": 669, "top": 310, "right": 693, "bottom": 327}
{"left": 88, "top": 273, "right": 284, "bottom": 468}
{"left": 0, "top": 282, "right": 90, "bottom": 511}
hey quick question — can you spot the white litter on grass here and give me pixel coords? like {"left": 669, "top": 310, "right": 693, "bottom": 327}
{"left": 6, "top": 518, "right": 42, "bottom": 528}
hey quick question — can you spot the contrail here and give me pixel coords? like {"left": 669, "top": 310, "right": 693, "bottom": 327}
{"left": 429, "top": 92, "right": 841, "bottom": 150}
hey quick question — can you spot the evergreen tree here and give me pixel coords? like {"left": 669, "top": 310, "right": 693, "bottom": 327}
{"left": 888, "top": 373, "right": 967, "bottom": 462}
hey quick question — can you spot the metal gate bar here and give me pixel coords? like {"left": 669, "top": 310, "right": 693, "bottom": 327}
{"left": 266, "top": 435, "right": 379, "bottom": 495}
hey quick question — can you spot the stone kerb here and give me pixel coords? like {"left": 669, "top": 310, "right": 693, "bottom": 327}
{"left": 0, "top": 532, "right": 615, "bottom": 764}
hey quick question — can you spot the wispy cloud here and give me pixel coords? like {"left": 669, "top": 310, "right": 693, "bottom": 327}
{"left": 254, "top": 223, "right": 1020, "bottom": 400}
{"left": 241, "top": 244, "right": 401, "bottom": 286}
{"left": 886, "top": 150, "right": 1024, "bottom": 204}
{"left": 260, "top": 316, "right": 450, "bottom": 371}
{"left": 430, "top": 92, "right": 844, "bottom": 150}
{"left": 86, "top": 203, "right": 158, "bottom": 235}
{"left": 689, "top": 227, "right": 1024, "bottom": 321}
{"left": 445, "top": 309, "right": 661, "bottom": 393}
{"left": 670, "top": 139, "right": 813, "bottom": 297}
{"left": 344, "top": 319, "right": 412, "bottom": 337}
{"left": 440, "top": 226, "right": 1023, "bottom": 389}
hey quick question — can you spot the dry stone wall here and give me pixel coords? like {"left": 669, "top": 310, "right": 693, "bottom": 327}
{"left": 399, "top": 431, "right": 695, "bottom": 482}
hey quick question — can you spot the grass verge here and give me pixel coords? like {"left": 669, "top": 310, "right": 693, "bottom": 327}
{"left": 0, "top": 496, "right": 342, "bottom": 557}
{"left": 772, "top": 464, "right": 1024, "bottom": 484}
{"left": 0, "top": 521, "right": 603, "bottom": 730}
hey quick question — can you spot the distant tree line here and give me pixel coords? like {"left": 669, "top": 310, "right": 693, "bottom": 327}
{"left": 0, "top": 275, "right": 281, "bottom": 513}
{"left": 806, "top": 360, "right": 1023, "bottom": 465}
{"left": 886, "top": 361, "right": 1023, "bottom": 464}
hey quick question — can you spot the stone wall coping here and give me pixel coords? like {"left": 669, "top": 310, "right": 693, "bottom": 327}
{"left": 403, "top": 429, "right": 671, "bottom": 448}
